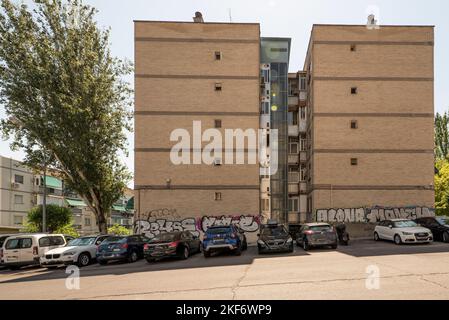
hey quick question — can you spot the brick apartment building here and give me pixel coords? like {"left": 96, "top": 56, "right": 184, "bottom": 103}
{"left": 133, "top": 14, "right": 435, "bottom": 240}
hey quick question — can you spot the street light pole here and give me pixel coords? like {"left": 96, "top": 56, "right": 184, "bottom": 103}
{"left": 42, "top": 152, "right": 47, "bottom": 233}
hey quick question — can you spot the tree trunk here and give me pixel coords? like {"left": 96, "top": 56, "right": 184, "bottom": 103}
{"left": 97, "top": 210, "right": 108, "bottom": 234}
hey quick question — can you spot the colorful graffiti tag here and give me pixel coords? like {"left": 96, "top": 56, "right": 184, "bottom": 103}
{"left": 134, "top": 215, "right": 261, "bottom": 239}
{"left": 316, "top": 206, "right": 435, "bottom": 223}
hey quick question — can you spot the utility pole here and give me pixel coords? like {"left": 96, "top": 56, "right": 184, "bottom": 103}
{"left": 42, "top": 152, "right": 47, "bottom": 233}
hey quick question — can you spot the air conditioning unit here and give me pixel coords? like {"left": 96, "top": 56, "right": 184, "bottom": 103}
{"left": 11, "top": 183, "right": 20, "bottom": 189}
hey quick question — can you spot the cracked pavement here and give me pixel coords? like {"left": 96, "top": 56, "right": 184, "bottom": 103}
{"left": 1, "top": 239, "right": 449, "bottom": 300}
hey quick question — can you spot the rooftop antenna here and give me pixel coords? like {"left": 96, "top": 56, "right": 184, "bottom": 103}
{"left": 228, "top": 8, "right": 232, "bottom": 22}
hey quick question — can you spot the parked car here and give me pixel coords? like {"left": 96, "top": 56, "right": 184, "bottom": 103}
{"left": 415, "top": 216, "right": 449, "bottom": 243}
{"left": 257, "top": 222, "right": 294, "bottom": 254}
{"left": 202, "top": 225, "right": 247, "bottom": 257}
{"left": 0, "top": 234, "right": 17, "bottom": 267}
{"left": 96, "top": 235, "right": 150, "bottom": 265}
{"left": 40, "top": 235, "right": 110, "bottom": 268}
{"left": 296, "top": 223, "right": 338, "bottom": 251}
{"left": 2, "top": 234, "right": 66, "bottom": 270}
{"left": 144, "top": 231, "right": 201, "bottom": 262}
{"left": 287, "top": 224, "right": 301, "bottom": 241}
{"left": 374, "top": 219, "right": 433, "bottom": 245}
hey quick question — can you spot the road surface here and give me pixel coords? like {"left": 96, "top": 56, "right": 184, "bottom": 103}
{"left": 1, "top": 240, "right": 449, "bottom": 300}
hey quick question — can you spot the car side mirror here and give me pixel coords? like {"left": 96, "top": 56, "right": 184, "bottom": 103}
{"left": 388, "top": 225, "right": 393, "bottom": 229}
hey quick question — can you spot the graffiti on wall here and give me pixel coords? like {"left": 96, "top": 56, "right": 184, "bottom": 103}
{"left": 140, "top": 208, "right": 181, "bottom": 221}
{"left": 134, "top": 214, "right": 261, "bottom": 239}
{"left": 199, "top": 215, "right": 260, "bottom": 233}
{"left": 316, "top": 206, "right": 435, "bottom": 223}
{"left": 134, "top": 218, "right": 199, "bottom": 239}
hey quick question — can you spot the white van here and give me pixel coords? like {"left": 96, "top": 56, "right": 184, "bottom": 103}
{"left": 2, "top": 234, "right": 66, "bottom": 270}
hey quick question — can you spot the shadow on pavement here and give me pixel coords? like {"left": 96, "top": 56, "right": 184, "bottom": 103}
{"left": 0, "top": 246, "right": 310, "bottom": 284}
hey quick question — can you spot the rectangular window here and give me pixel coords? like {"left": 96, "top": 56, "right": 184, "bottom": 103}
{"left": 351, "top": 158, "right": 358, "bottom": 166}
{"left": 214, "top": 119, "right": 222, "bottom": 128}
{"left": 300, "top": 106, "right": 306, "bottom": 119}
{"left": 289, "top": 143, "right": 298, "bottom": 154}
{"left": 214, "top": 192, "right": 222, "bottom": 201}
{"left": 300, "top": 164, "right": 306, "bottom": 181}
{"left": 14, "top": 174, "right": 24, "bottom": 184}
{"left": 13, "top": 216, "right": 23, "bottom": 226}
{"left": 14, "top": 194, "right": 24, "bottom": 204}
{"left": 261, "top": 198, "right": 270, "bottom": 212}
{"left": 214, "top": 51, "right": 222, "bottom": 60}
{"left": 261, "top": 101, "right": 270, "bottom": 114}
{"left": 288, "top": 198, "right": 299, "bottom": 212}
{"left": 300, "top": 76, "right": 307, "bottom": 90}
{"left": 351, "top": 87, "right": 358, "bottom": 94}
{"left": 215, "top": 83, "right": 222, "bottom": 91}
{"left": 350, "top": 120, "right": 358, "bottom": 129}
{"left": 84, "top": 218, "right": 91, "bottom": 226}
{"left": 261, "top": 69, "right": 270, "bottom": 84}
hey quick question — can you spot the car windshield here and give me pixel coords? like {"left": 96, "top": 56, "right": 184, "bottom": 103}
{"left": 261, "top": 226, "right": 288, "bottom": 237}
{"left": 67, "top": 237, "right": 96, "bottom": 246}
{"left": 436, "top": 217, "right": 449, "bottom": 225}
{"left": 310, "top": 225, "right": 332, "bottom": 232}
{"left": 207, "top": 227, "right": 231, "bottom": 234}
{"left": 151, "top": 233, "right": 178, "bottom": 242}
{"left": 393, "top": 220, "right": 418, "bottom": 228}
{"left": 102, "top": 236, "right": 126, "bottom": 244}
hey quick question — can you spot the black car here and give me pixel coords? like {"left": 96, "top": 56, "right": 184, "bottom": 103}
{"left": 415, "top": 217, "right": 449, "bottom": 243}
{"left": 96, "top": 235, "right": 150, "bottom": 265}
{"left": 144, "top": 231, "right": 201, "bottom": 262}
{"left": 257, "top": 223, "right": 294, "bottom": 254}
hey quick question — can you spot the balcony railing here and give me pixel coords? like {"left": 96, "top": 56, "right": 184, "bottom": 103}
{"left": 288, "top": 154, "right": 299, "bottom": 164}
{"left": 288, "top": 172, "right": 300, "bottom": 183}
{"left": 288, "top": 95, "right": 299, "bottom": 106}
{"left": 288, "top": 183, "right": 299, "bottom": 194}
{"left": 288, "top": 125, "right": 299, "bottom": 136}
{"left": 299, "top": 91, "right": 307, "bottom": 101}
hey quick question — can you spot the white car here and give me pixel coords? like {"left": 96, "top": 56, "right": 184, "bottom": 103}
{"left": 40, "top": 235, "right": 110, "bottom": 268}
{"left": 374, "top": 219, "right": 433, "bottom": 245}
{"left": 2, "top": 234, "right": 66, "bottom": 270}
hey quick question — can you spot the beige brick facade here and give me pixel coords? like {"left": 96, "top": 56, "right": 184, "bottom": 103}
{"left": 305, "top": 25, "right": 435, "bottom": 217}
{"left": 134, "top": 21, "right": 261, "bottom": 240}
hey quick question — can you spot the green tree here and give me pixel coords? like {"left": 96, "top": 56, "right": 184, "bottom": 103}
{"left": 26, "top": 204, "right": 73, "bottom": 233}
{"left": 107, "top": 224, "right": 131, "bottom": 236}
{"left": 0, "top": 0, "right": 133, "bottom": 233}
{"left": 435, "top": 112, "right": 449, "bottom": 159}
{"left": 435, "top": 159, "right": 449, "bottom": 216}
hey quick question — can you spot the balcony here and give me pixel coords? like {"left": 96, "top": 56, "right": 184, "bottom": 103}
{"left": 288, "top": 183, "right": 299, "bottom": 194}
{"left": 299, "top": 91, "right": 307, "bottom": 101}
{"left": 288, "top": 125, "right": 299, "bottom": 137}
{"left": 300, "top": 152, "right": 307, "bottom": 162}
{"left": 288, "top": 172, "right": 300, "bottom": 183}
{"left": 299, "top": 181, "right": 307, "bottom": 194}
{"left": 288, "top": 154, "right": 299, "bottom": 164}
{"left": 288, "top": 95, "right": 298, "bottom": 106}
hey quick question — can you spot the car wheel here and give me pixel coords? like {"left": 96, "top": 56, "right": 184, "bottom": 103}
{"left": 180, "top": 247, "right": 189, "bottom": 260}
{"left": 98, "top": 260, "right": 107, "bottom": 266}
{"left": 77, "top": 253, "right": 90, "bottom": 267}
{"left": 374, "top": 232, "right": 380, "bottom": 241}
{"left": 443, "top": 231, "right": 449, "bottom": 243}
{"left": 289, "top": 243, "right": 294, "bottom": 253}
{"left": 146, "top": 258, "right": 155, "bottom": 263}
{"left": 8, "top": 266, "right": 20, "bottom": 271}
{"left": 243, "top": 239, "right": 248, "bottom": 251}
{"left": 128, "top": 251, "right": 138, "bottom": 263}
{"left": 394, "top": 234, "right": 402, "bottom": 245}
{"left": 234, "top": 246, "right": 242, "bottom": 256}
{"left": 303, "top": 239, "right": 310, "bottom": 251}
{"left": 331, "top": 243, "right": 338, "bottom": 250}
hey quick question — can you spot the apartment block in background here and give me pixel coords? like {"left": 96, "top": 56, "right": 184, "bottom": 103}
{"left": 304, "top": 24, "right": 435, "bottom": 214}
{"left": 134, "top": 18, "right": 261, "bottom": 239}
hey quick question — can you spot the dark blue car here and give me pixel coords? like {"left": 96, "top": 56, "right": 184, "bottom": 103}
{"left": 96, "top": 235, "right": 150, "bottom": 265}
{"left": 202, "top": 225, "right": 247, "bottom": 257}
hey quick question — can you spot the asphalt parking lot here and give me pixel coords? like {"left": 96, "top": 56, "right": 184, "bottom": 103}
{"left": 1, "top": 239, "right": 449, "bottom": 299}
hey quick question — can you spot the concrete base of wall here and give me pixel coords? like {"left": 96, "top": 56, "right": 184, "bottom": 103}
{"left": 346, "top": 223, "right": 375, "bottom": 239}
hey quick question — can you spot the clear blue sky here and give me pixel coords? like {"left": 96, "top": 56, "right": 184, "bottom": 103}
{"left": 1, "top": 0, "right": 448, "bottom": 187}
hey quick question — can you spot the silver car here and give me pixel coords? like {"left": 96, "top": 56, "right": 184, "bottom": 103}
{"left": 296, "top": 223, "right": 338, "bottom": 251}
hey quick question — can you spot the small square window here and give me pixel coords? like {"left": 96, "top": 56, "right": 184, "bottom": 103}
{"left": 351, "top": 158, "right": 358, "bottom": 166}
{"left": 215, "top": 83, "right": 222, "bottom": 91}
{"left": 14, "top": 194, "right": 24, "bottom": 204}
{"left": 214, "top": 119, "right": 222, "bottom": 128}
{"left": 350, "top": 44, "right": 356, "bottom": 51}
{"left": 350, "top": 120, "right": 358, "bottom": 129}
{"left": 351, "top": 87, "right": 357, "bottom": 94}
{"left": 214, "top": 192, "right": 222, "bottom": 201}
{"left": 14, "top": 174, "right": 24, "bottom": 184}
{"left": 214, "top": 51, "right": 222, "bottom": 60}
{"left": 13, "top": 215, "right": 23, "bottom": 226}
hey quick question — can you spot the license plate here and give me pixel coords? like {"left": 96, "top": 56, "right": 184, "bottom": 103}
{"left": 214, "top": 240, "right": 224, "bottom": 244}
{"left": 113, "top": 248, "right": 121, "bottom": 252}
